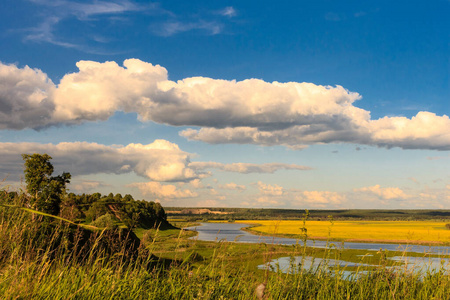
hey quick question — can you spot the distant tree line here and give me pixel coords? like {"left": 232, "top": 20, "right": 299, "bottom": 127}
{"left": 166, "top": 207, "right": 450, "bottom": 221}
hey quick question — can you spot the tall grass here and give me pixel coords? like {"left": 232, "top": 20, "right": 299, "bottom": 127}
{"left": 1, "top": 192, "right": 449, "bottom": 299}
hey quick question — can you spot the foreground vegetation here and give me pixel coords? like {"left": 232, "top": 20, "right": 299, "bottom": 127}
{"left": 240, "top": 220, "right": 450, "bottom": 245}
{"left": 1, "top": 154, "right": 449, "bottom": 299}
{"left": 1, "top": 198, "right": 450, "bottom": 299}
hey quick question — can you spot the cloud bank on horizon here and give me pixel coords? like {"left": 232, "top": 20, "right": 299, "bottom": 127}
{"left": 1, "top": 59, "right": 449, "bottom": 151}
{"left": 0, "top": 140, "right": 311, "bottom": 182}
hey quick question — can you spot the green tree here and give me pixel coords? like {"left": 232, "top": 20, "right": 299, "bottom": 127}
{"left": 22, "top": 153, "right": 71, "bottom": 215}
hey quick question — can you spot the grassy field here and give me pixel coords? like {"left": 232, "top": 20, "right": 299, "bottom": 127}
{"left": 239, "top": 220, "right": 450, "bottom": 245}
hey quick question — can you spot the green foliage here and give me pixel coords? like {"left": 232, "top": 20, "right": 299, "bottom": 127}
{"left": 90, "top": 213, "right": 118, "bottom": 229}
{"left": 22, "top": 153, "right": 71, "bottom": 215}
{"left": 58, "top": 191, "right": 169, "bottom": 230}
{"left": 84, "top": 200, "right": 110, "bottom": 222}
{"left": 22, "top": 153, "right": 53, "bottom": 197}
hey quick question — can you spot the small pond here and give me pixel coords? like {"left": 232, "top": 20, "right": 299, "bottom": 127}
{"left": 258, "top": 256, "right": 371, "bottom": 279}
{"left": 258, "top": 255, "right": 450, "bottom": 278}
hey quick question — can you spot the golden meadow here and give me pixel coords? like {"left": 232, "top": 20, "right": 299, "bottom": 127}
{"left": 239, "top": 220, "right": 450, "bottom": 245}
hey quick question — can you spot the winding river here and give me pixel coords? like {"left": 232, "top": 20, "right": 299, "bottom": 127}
{"left": 185, "top": 222, "right": 450, "bottom": 255}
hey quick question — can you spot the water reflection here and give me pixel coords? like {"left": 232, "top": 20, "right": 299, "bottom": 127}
{"left": 258, "top": 256, "right": 371, "bottom": 279}
{"left": 259, "top": 255, "right": 450, "bottom": 278}
{"left": 388, "top": 256, "right": 450, "bottom": 273}
{"left": 186, "top": 222, "right": 450, "bottom": 255}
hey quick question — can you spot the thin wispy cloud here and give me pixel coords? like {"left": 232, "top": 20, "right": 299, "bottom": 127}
{"left": 218, "top": 6, "right": 237, "bottom": 17}
{"left": 28, "top": 0, "right": 141, "bottom": 19}
{"left": 23, "top": 16, "right": 78, "bottom": 48}
{"left": 354, "top": 11, "right": 367, "bottom": 18}
{"left": 153, "top": 20, "right": 223, "bottom": 37}
{"left": 325, "top": 12, "right": 342, "bottom": 22}
{"left": 426, "top": 155, "right": 449, "bottom": 160}
{"left": 70, "top": 179, "right": 111, "bottom": 192}
{"left": 22, "top": 1, "right": 236, "bottom": 48}
{"left": 151, "top": 6, "right": 236, "bottom": 36}
{"left": 190, "top": 162, "right": 311, "bottom": 174}
{"left": 21, "top": 0, "right": 145, "bottom": 51}
{"left": 218, "top": 183, "right": 246, "bottom": 191}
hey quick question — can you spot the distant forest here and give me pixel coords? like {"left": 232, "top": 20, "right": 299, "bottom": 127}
{"left": 166, "top": 207, "right": 450, "bottom": 221}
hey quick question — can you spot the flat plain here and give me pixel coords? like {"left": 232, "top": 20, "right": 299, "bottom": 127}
{"left": 238, "top": 220, "right": 450, "bottom": 245}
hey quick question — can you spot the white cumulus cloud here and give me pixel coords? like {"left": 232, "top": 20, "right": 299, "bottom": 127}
{"left": 1, "top": 59, "right": 449, "bottom": 150}
{"left": 0, "top": 63, "right": 56, "bottom": 129}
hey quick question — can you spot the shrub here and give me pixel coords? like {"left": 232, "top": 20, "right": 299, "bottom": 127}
{"left": 91, "top": 213, "right": 118, "bottom": 229}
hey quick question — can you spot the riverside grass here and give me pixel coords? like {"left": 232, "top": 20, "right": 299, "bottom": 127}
{"left": 239, "top": 220, "right": 450, "bottom": 245}
{"left": 1, "top": 199, "right": 450, "bottom": 299}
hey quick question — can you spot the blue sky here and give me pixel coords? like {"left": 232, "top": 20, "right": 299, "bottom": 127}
{"left": 0, "top": 0, "right": 448, "bottom": 209}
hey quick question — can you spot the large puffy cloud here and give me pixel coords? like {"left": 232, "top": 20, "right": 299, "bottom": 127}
{"left": 190, "top": 162, "right": 311, "bottom": 173}
{"left": 0, "top": 140, "right": 197, "bottom": 182}
{"left": 149, "top": 78, "right": 364, "bottom": 129}
{"left": 53, "top": 59, "right": 168, "bottom": 123}
{"left": 0, "top": 63, "right": 55, "bottom": 129}
{"left": 367, "top": 112, "right": 450, "bottom": 150}
{"left": 1, "top": 59, "right": 449, "bottom": 150}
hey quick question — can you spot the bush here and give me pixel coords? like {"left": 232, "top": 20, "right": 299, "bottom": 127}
{"left": 91, "top": 213, "right": 118, "bottom": 229}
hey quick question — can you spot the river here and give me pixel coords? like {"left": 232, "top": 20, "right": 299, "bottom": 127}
{"left": 185, "top": 222, "right": 450, "bottom": 255}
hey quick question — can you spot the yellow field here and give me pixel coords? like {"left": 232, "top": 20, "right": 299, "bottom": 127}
{"left": 237, "top": 220, "right": 450, "bottom": 245}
